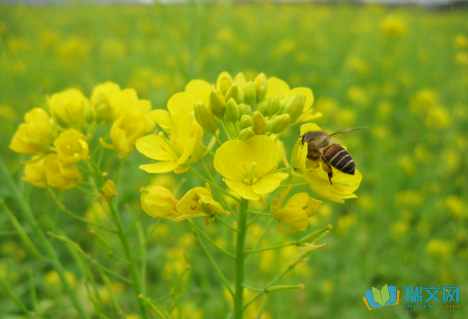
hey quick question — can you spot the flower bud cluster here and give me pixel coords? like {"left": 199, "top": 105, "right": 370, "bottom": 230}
{"left": 191, "top": 71, "right": 321, "bottom": 139}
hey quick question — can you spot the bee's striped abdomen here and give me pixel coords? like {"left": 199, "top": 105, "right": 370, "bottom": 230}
{"left": 323, "top": 144, "right": 355, "bottom": 175}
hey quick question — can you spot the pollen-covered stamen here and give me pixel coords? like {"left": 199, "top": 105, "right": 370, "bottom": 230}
{"left": 242, "top": 161, "right": 258, "bottom": 185}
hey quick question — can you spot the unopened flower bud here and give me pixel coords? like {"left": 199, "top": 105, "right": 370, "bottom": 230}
{"left": 225, "top": 84, "right": 243, "bottom": 104}
{"left": 102, "top": 180, "right": 117, "bottom": 198}
{"left": 217, "top": 72, "right": 233, "bottom": 95}
{"left": 243, "top": 81, "right": 257, "bottom": 105}
{"left": 84, "top": 104, "right": 95, "bottom": 124}
{"left": 239, "top": 103, "right": 252, "bottom": 117}
{"left": 284, "top": 93, "right": 306, "bottom": 123}
{"left": 194, "top": 101, "right": 217, "bottom": 133}
{"left": 225, "top": 98, "right": 239, "bottom": 123}
{"left": 251, "top": 111, "right": 268, "bottom": 135}
{"left": 240, "top": 115, "right": 252, "bottom": 129}
{"left": 254, "top": 73, "right": 268, "bottom": 102}
{"left": 267, "top": 95, "right": 281, "bottom": 115}
{"left": 268, "top": 114, "right": 290, "bottom": 133}
{"left": 210, "top": 90, "right": 225, "bottom": 118}
{"left": 238, "top": 127, "right": 256, "bottom": 141}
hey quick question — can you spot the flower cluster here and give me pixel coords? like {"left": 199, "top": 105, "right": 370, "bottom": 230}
{"left": 138, "top": 71, "right": 363, "bottom": 232}
{"left": 10, "top": 82, "right": 154, "bottom": 189}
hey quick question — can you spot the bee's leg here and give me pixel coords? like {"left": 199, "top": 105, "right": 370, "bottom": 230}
{"left": 321, "top": 157, "right": 333, "bottom": 185}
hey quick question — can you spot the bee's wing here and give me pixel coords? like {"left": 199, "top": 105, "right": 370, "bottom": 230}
{"left": 329, "top": 127, "right": 368, "bottom": 137}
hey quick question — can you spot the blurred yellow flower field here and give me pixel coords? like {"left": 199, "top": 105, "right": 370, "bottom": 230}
{"left": 0, "top": 2, "right": 467, "bottom": 319}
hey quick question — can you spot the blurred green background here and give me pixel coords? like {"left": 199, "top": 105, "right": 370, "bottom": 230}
{"left": 1, "top": 2, "right": 467, "bottom": 318}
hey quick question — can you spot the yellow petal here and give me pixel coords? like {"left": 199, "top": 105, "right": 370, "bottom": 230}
{"left": 251, "top": 172, "right": 289, "bottom": 195}
{"left": 139, "top": 161, "right": 179, "bottom": 174}
{"left": 136, "top": 135, "right": 175, "bottom": 161}
{"left": 176, "top": 137, "right": 197, "bottom": 166}
{"left": 185, "top": 80, "right": 212, "bottom": 105}
{"left": 149, "top": 109, "right": 171, "bottom": 130}
{"left": 266, "top": 77, "right": 290, "bottom": 99}
{"left": 279, "top": 206, "right": 309, "bottom": 231}
{"left": 214, "top": 140, "right": 249, "bottom": 181}
{"left": 244, "top": 135, "right": 278, "bottom": 176}
{"left": 304, "top": 197, "right": 323, "bottom": 218}
{"left": 300, "top": 123, "right": 322, "bottom": 136}
{"left": 167, "top": 92, "right": 197, "bottom": 116}
{"left": 224, "top": 180, "right": 260, "bottom": 201}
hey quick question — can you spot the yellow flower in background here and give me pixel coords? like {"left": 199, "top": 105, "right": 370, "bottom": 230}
{"left": 141, "top": 185, "right": 179, "bottom": 220}
{"left": 53, "top": 129, "right": 89, "bottom": 164}
{"left": 425, "top": 106, "right": 450, "bottom": 130}
{"left": 214, "top": 135, "right": 288, "bottom": 201}
{"left": 44, "top": 154, "right": 83, "bottom": 190}
{"left": 10, "top": 108, "right": 55, "bottom": 155}
{"left": 291, "top": 123, "right": 362, "bottom": 203}
{"left": 91, "top": 81, "right": 122, "bottom": 122}
{"left": 271, "top": 185, "right": 322, "bottom": 233}
{"left": 379, "top": 15, "right": 407, "bottom": 37}
{"left": 47, "top": 88, "right": 89, "bottom": 127}
{"left": 23, "top": 156, "right": 47, "bottom": 188}
{"left": 455, "top": 34, "right": 468, "bottom": 48}
{"left": 176, "top": 184, "right": 230, "bottom": 221}
{"left": 136, "top": 113, "right": 199, "bottom": 174}
{"left": 426, "top": 239, "right": 453, "bottom": 259}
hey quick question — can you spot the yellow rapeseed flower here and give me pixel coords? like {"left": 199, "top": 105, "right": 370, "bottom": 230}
{"left": 291, "top": 123, "right": 362, "bottom": 203}
{"left": 90, "top": 81, "right": 122, "bottom": 122}
{"left": 10, "top": 108, "right": 55, "bottom": 155}
{"left": 23, "top": 156, "right": 47, "bottom": 188}
{"left": 110, "top": 111, "right": 155, "bottom": 155}
{"left": 271, "top": 185, "right": 322, "bottom": 233}
{"left": 141, "top": 185, "right": 179, "bottom": 220}
{"left": 43, "top": 154, "right": 83, "bottom": 190}
{"left": 136, "top": 113, "right": 199, "bottom": 174}
{"left": 176, "top": 184, "right": 230, "bottom": 221}
{"left": 214, "top": 135, "right": 288, "bottom": 201}
{"left": 53, "top": 129, "right": 89, "bottom": 164}
{"left": 47, "top": 88, "right": 89, "bottom": 128}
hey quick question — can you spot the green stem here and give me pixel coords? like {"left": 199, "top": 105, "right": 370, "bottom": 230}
{"left": 244, "top": 242, "right": 297, "bottom": 255}
{"left": 187, "top": 219, "right": 235, "bottom": 259}
{"left": 215, "top": 215, "right": 240, "bottom": 233}
{"left": 234, "top": 199, "right": 248, "bottom": 319}
{"left": 192, "top": 230, "right": 234, "bottom": 297}
{"left": 108, "top": 200, "right": 148, "bottom": 319}
{"left": 0, "top": 156, "right": 90, "bottom": 319}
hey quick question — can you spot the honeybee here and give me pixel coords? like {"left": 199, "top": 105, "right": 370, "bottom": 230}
{"left": 301, "top": 127, "right": 367, "bottom": 185}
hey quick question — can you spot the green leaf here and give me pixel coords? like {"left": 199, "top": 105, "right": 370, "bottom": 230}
{"left": 380, "top": 284, "right": 391, "bottom": 306}
{"left": 372, "top": 287, "right": 384, "bottom": 306}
